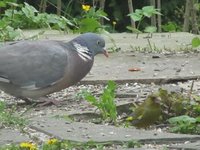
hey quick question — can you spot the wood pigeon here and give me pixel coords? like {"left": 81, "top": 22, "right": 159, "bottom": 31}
{"left": 0, "top": 33, "right": 108, "bottom": 104}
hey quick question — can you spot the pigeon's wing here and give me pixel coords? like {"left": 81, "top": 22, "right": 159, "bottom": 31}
{"left": 0, "top": 40, "right": 68, "bottom": 90}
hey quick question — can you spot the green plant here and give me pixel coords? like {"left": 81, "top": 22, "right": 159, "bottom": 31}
{"left": 192, "top": 37, "right": 200, "bottom": 48}
{"left": 126, "top": 140, "right": 141, "bottom": 148}
{"left": 168, "top": 115, "right": 200, "bottom": 134}
{"left": 74, "top": 4, "right": 109, "bottom": 33}
{"left": 43, "top": 138, "right": 62, "bottom": 150}
{"left": 84, "top": 80, "right": 117, "bottom": 123}
{"left": 162, "top": 21, "right": 180, "bottom": 32}
{"left": 0, "top": 101, "right": 26, "bottom": 128}
{"left": 0, "top": 22, "right": 22, "bottom": 41}
{"left": 157, "top": 88, "right": 200, "bottom": 119}
{"left": 0, "top": 139, "right": 142, "bottom": 150}
{"left": 106, "top": 33, "right": 121, "bottom": 53}
{"left": 2, "top": 2, "right": 74, "bottom": 31}
{"left": 127, "top": 6, "right": 161, "bottom": 33}
{"left": 0, "top": 0, "right": 16, "bottom": 8}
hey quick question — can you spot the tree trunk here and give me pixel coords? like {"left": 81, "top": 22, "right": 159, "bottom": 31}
{"left": 57, "top": 0, "right": 62, "bottom": 16}
{"left": 128, "top": 0, "right": 136, "bottom": 28}
{"left": 190, "top": 0, "right": 199, "bottom": 34}
{"left": 150, "top": 0, "right": 156, "bottom": 27}
{"left": 157, "top": 0, "right": 161, "bottom": 32}
{"left": 39, "top": 0, "right": 47, "bottom": 13}
{"left": 100, "top": 0, "right": 105, "bottom": 25}
{"left": 183, "top": 0, "right": 191, "bottom": 32}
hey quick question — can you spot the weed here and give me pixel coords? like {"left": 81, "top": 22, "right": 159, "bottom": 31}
{"left": 0, "top": 2, "right": 75, "bottom": 41}
{"left": 156, "top": 88, "right": 200, "bottom": 134}
{"left": 127, "top": 6, "right": 161, "bottom": 33}
{"left": 168, "top": 115, "right": 200, "bottom": 134}
{"left": 162, "top": 21, "right": 180, "bottom": 32}
{"left": 192, "top": 37, "right": 200, "bottom": 48}
{"left": 0, "top": 22, "right": 22, "bottom": 41}
{"left": 74, "top": 4, "right": 109, "bottom": 33}
{"left": 84, "top": 80, "right": 117, "bottom": 124}
{"left": 0, "top": 101, "right": 26, "bottom": 128}
{"left": 106, "top": 33, "right": 121, "bottom": 53}
{"left": 126, "top": 140, "right": 141, "bottom": 148}
{"left": 0, "top": 139, "right": 142, "bottom": 150}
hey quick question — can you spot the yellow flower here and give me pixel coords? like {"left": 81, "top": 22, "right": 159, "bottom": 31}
{"left": 20, "top": 142, "right": 37, "bottom": 150}
{"left": 112, "top": 21, "right": 117, "bottom": 25}
{"left": 82, "top": 4, "right": 91, "bottom": 11}
{"left": 47, "top": 138, "right": 58, "bottom": 145}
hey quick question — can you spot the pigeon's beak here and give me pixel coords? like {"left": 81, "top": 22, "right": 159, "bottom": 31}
{"left": 102, "top": 49, "right": 109, "bottom": 57}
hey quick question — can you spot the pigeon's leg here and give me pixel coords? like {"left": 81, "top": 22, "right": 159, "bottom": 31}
{"left": 18, "top": 96, "right": 61, "bottom": 106}
{"left": 18, "top": 97, "right": 34, "bottom": 104}
{"left": 36, "top": 97, "right": 62, "bottom": 107}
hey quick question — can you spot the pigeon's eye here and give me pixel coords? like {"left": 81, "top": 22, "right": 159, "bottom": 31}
{"left": 97, "top": 40, "right": 100, "bottom": 45}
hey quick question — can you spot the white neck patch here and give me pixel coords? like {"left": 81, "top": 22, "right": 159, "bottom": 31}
{"left": 73, "top": 42, "right": 92, "bottom": 61}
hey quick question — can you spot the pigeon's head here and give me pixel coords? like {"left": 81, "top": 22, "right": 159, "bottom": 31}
{"left": 73, "top": 33, "right": 108, "bottom": 58}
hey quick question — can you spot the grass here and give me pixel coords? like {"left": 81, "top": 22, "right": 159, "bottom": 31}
{"left": 0, "top": 139, "right": 141, "bottom": 150}
{"left": 0, "top": 101, "right": 26, "bottom": 128}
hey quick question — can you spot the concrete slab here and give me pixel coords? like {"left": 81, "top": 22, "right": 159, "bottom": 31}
{"left": 30, "top": 116, "right": 200, "bottom": 144}
{"left": 169, "top": 141, "right": 200, "bottom": 150}
{"left": 0, "top": 128, "right": 30, "bottom": 145}
{"left": 21, "top": 30, "right": 197, "bottom": 52}
{"left": 83, "top": 52, "right": 200, "bottom": 84}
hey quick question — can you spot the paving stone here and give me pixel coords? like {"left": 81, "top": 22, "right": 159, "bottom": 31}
{"left": 169, "top": 141, "right": 200, "bottom": 150}
{"left": 21, "top": 31, "right": 197, "bottom": 52}
{"left": 0, "top": 128, "right": 30, "bottom": 145}
{"left": 83, "top": 52, "right": 200, "bottom": 84}
{"left": 30, "top": 116, "right": 200, "bottom": 144}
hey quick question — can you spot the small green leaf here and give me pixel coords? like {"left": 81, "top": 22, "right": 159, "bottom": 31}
{"left": 6, "top": 2, "right": 19, "bottom": 7}
{"left": 79, "top": 18, "right": 101, "bottom": 33}
{"left": 0, "top": 1, "right": 6, "bottom": 7}
{"left": 144, "top": 26, "right": 157, "bottom": 33}
{"left": 162, "top": 22, "right": 177, "bottom": 32}
{"left": 126, "top": 26, "right": 142, "bottom": 33}
{"left": 142, "top": 6, "right": 161, "bottom": 17}
{"left": 168, "top": 115, "right": 196, "bottom": 124}
{"left": 196, "top": 116, "right": 200, "bottom": 122}
{"left": 128, "top": 12, "right": 143, "bottom": 22}
{"left": 192, "top": 37, "right": 200, "bottom": 48}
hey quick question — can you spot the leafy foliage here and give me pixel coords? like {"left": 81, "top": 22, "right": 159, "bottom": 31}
{"left": 127, "top": 6, "right": 161, "bottom": 33}
{"left": 144, "top": 26, "right": 157, "bottom": 33}
{"left": 75, "top": 5, "right": 109, "bottom": 33}
{"left": 84, "top": 80, "right": 117, "bottom": 123}
{"left": 0, "top": 22, "right": 22, "bottom": 41}
{"left": 156, "top": 88, "right": 200, "bottom": 134}
{"left": 192, "top": 37, "right": 200, "bottom": 48}
{"left": 0, "top": 0, "right": 16, "bottom": 8}
{"left": 0, "top": 101, "right": 26, "bottom": 128}
{"left": 2, "top": 2, "right": 74, "bottom": 30}
{"left": 168, "top": 115, "right": 200, "bottom": 134}
{"left": 128, "top": 6, "right": 161, "bottom": 21}
{"left": 158, "top": 88, "right": 187, "bottom": 118}
{"left": 162, "top": 21, "right": 180, "bottom": 32}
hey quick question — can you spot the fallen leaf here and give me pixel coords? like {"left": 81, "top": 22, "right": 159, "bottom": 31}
{"left": 128, "top": 67, "right": 141, "bottom": 72}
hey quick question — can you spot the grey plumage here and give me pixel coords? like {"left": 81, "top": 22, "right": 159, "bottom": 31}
{"left": 0, "top": 33, "right": 107, "bottom": 100}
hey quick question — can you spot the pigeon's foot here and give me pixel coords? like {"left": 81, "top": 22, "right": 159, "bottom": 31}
{"left": 18, "top": 97, "right": 34, "bottom": 105}
{"left": 18, "top": 97, "right": 62, "bottom": 107}
{"left": 37, "top": 97, "right": 61, "bottom": 107}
